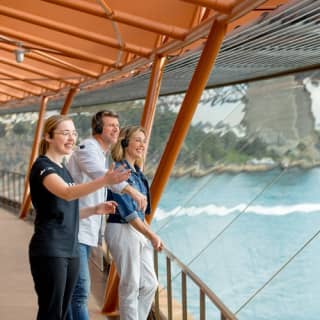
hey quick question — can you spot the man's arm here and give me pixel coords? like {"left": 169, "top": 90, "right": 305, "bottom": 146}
{"left": 67, "top": 139, "right": 129, "bottom": 187}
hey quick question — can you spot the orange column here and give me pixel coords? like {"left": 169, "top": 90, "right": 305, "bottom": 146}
{"left": 60, "top": 87, "right": 79, "bottom": 115}
{"left": 141, "top": 55, "right": 167, "bottom": 152}
{"left": 102, "top": 55, "right": 167, "bottom": 315}
{"left": 19, "top": 87, "right": 78, "bottom": 219}
{"left": 19, "top": 96, "right": 48, "bottom": 219}
{"left": 148, "top": 20, "right": 227, "bottom": 221}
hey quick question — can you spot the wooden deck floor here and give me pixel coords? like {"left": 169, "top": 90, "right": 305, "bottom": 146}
{"left": 0, "top": 207, "right": 117, "bottom": 320}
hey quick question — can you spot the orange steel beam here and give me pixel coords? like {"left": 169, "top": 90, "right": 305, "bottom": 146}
{"left": 0, "top": 42, "right": 98, "bottom": 78}
{"left": 102, "top": 263, "right": 120, "bottom": 315}
{"left": 0, "top": 70, "right": 58, "bottom": 91}
{"left": 141, "top": 55, "right": 167, "bottom": 146}
{"left": 0, "top": 89, "right": 24, "bottom": 99}
{"left": 60, "top": 87, "right": 79, "bottom": 115}
{"left": 0, "top": 26, "right": 120, "bottom": 67}
{"left": 0, "top": 4, "right": 150, "bottom": 58}
{"left": 0, "top": 81, "right": 41, "bottom": 95}
{"left": 180, "top": 0, "right": 236, "bottom": 14}
{"left": 95, "top": 16, "right": 217, "bottom": 89}
{"left": 157, "top": 0, "right": 269, "bottom": 55}
{"left": 20, "top": 96, "right": 48, "bottom": 219}
{"left": 149, "top": 20, "right": 227, "bottom": 220}
{"left": 102, "top": 55, "right": 167, "bottom": 314}
{"left": 225, "top": 0, "right": 270, "bottom": 22}
{"left": 0, "top": 56, "right": 75, "bottom": 85}
{"left": 42, "top": 0, "right": 188, "bottom": 40}
{"left": 31, "top": 50, "right": 99, "bottom": 78}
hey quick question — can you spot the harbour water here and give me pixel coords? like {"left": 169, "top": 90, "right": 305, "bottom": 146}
{"left": 153, "top": 168, "right": 320, "bottom": 319}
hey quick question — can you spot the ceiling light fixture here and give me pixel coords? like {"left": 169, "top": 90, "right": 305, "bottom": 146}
{"left": 14, "top": 43, "right": 26, "bottom": 63}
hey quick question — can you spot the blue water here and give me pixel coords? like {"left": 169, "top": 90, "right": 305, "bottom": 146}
{"left": 152, "top": 168, "right": 320, "bottom": 319}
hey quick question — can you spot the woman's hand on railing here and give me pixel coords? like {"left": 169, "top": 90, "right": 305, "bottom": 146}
{"left": 150, "top": 232, "right": 164, "bottom": 252}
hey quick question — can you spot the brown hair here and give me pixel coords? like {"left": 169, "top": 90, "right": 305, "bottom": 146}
{"left": 39, "top": 114, "right": 72, "bottom": 155}
{"left": 111, "top": 125, "right": 146, "bottom": 168}
{"left": 91, "top": 110, "right": 119, "bottom": 135}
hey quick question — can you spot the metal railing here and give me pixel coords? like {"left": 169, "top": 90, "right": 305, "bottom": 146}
{"left": 154, "top": 247, "right": 237, "bottom": 320}
{"left": 0, "top": 170, "right": 25, "bottom": 210}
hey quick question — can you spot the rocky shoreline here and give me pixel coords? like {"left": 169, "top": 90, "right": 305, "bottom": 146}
{"left": 144, "top": 159, "right": 320, "bottom": 178}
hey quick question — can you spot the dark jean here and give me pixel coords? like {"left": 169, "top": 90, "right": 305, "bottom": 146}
{"left": 66, "top": 244, "right": 91, "bottom": 320}
{"left": 29, "top": 255, "right": 80, "bottom": 320}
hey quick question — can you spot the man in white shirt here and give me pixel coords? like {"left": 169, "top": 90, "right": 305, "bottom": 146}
{"left": 66, "top": 110, "right": 147, "bottom": 320}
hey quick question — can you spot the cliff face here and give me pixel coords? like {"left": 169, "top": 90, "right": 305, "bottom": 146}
{"left": 242, "top": 75, "right": 320, "bottom": 164}
{"left": 244, "top": 76, "right": 314, "bottom": 144}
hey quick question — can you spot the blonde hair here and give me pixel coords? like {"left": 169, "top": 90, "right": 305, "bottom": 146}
{"left": 111, "top": 125, "right": 146, "bottom": 168}
{"left": 39, "top": 114, "right": 72, "bottom": 155}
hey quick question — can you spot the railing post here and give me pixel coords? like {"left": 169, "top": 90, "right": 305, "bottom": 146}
{"left": 154, "top": 250, "right": 160, "bottom": 320}
{"left": 6, "top": 172, "right": 10, "bottom": 200}
{"left": 166, "top": 257, "right": 173, "bottom": 320}
{"left": 200, "top": 290, "right": 205, "bottom": 320}
{"left": 181, "top": 272, "right": 187, "bottom": 320}
{"left": 13, "top": 172, "right": 16, "bottom": 203}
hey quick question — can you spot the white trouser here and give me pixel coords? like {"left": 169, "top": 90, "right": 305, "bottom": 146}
{"left": 105, "top": 223, "right": 158, "bottom": 320}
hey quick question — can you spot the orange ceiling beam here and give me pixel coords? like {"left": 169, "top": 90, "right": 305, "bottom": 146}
{"left": 180, "top": 0, "right": 236, "bottom": 14}
{"left": 180, "top": 0, "right": 272, "bottom": 22}
{"left": 0, "top": 57, "right": 75, "bottom": 86}
{"left": 42, "top": 0, "right": 188, "bottom": 40}
{"left": 0, "top": 81, "right": 41, "bottom": 95}
{"left": 30, "top": 51, "right": 99, "bottom": 78}
{"left": 0, "top": 70, "right": 58, "bottom": 91}
{"left": 0, "top": 42, "right": 98, "bottom": 78}
{"left": 0, "top": 26, "right": 119, "bottom": 67}
{"left": 0, "top": 4, "right": 151, "bottom": 58}
{"left": 0, "top": 89, "right": 24, "bottom": 100}
{"left": 225, "top": 0, "right": 270, "bottom": 21}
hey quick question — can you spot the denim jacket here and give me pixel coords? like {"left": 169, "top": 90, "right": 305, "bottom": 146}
{"left": 107, "top": 160, "right": 151, "bottom": 224}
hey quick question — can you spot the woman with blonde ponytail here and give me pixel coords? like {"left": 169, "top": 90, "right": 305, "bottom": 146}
{"left": 28, "top": 115, "right": 130, "bottom": 320}
{"left": 106, "top": 125, "right": 163, "bottom": 320}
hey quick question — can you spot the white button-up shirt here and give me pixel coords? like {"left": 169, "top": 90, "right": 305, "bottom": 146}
{"left": 67, "top": 137, "right": 127, "bottom": 247}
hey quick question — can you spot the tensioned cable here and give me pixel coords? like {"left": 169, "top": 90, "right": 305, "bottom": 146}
{"left": 234, "top": 226, "right": 320, "bottom": 315}
{"left": 159, "top": 168, "right": 287, "bottom": 292}
{"left": 153, "top": 95, "right": 247, "bottom": 233}
{"left": 185, "top": 169, "right": 287, "bottom": 269}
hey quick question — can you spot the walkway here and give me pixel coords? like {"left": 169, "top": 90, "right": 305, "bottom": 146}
{"left": 0, "top": 207, "right": 116, "bottom": 320}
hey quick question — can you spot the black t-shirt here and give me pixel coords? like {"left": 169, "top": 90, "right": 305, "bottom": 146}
{"left": 29, "top": 155, "right": 79, "bottom": 258}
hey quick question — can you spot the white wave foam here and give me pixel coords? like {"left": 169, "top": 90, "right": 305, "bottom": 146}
{"left": 154, "top": 203, "right": 320, "bottom": 220}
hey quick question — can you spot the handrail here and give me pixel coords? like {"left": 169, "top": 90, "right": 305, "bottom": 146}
{"left": 154, "top": 246, "right": 237, "bottom": 320}
{"left": 0, "top": 170, "right": 25, "bottom": 210}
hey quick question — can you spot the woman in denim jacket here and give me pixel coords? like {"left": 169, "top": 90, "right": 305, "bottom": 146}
{"left": 106, "top": 125, "right": 163, "bottom": 320}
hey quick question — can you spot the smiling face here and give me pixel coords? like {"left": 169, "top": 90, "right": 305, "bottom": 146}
{"left": 48, "top": 119, "right": 77, "bottom": 156}
{"left": 100, "top": 115, "right": 120, "bottom": 147}
{"left": 125, "top": 129, "right": 147, "bottom": 165}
